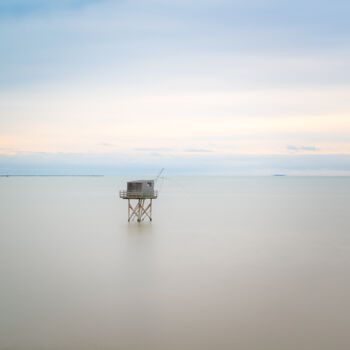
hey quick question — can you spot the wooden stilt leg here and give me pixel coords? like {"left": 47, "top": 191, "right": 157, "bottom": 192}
{"left": 139, "top": 200, "right": 151, "bottom": 221}
{"left": 150, "top": 199, "right": 152, "bottom": 221}
{"left": 137, "top": 199, "right": 141, "bottom": 222}
{"left": 121, "top": 193, "right": 157, "bottom": 222}
{"left": 128, "top": 201, "right": 138, "bottom": 222}
{"left": 128, "top": 199, "right": 130, "bottom": 222}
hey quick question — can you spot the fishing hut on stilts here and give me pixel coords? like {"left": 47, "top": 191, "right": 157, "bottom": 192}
{"left": 119, "top": 169, "right": 163, "bottom": 222}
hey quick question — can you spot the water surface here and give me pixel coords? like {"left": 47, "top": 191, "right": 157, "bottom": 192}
{"left": 1, "top": 176, "right": 350, "bottom": 349}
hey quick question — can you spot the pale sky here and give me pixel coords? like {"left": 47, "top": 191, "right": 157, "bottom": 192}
{"left": 1, "top": 0, "right": 350, "bottom": 175}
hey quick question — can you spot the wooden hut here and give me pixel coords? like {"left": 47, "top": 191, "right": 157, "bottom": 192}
{"left": 126, "top": 180, "right": 155, "bottom": 197}
{"left": 120, "top": 180, "right": 158, "bottom": 222}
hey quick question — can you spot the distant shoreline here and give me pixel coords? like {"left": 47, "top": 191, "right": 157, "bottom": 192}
{"left": 0, "top": 175, "right": 104, "bottom": 177}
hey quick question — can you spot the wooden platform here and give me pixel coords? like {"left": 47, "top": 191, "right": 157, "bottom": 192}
{"left": 119, "top": 190, "right": 158, "bottom": 222}
{"left": 119, "top": 190, "right": 158, "bottom": 199}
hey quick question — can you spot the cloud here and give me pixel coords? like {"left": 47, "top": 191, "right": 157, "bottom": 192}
{"left": 0, "top": 0, "right": 101, "bottom": 17}
{"left": 2, "top": 152, "right": 350, "bottom": 175}
{"left": 287, "top": 145, "right": 320, "bottom": 152}
{"left": 1, "top": 0, "right": 350, "bottom": 91}
{"left": 98, "top": 142, "right": 114, "bottom": 147}
{"left": 134, "top": 147, "right": 173, "bottom": 152}
{"left": 0, "top": 0, "right": 349, "bottom": 174}
{"left": 184, "top": 148, "right": 213, "bottom": 153}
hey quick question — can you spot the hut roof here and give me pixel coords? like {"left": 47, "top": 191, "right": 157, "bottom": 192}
{"left": 128, "top": 180, "right": 154, "bottom": 184}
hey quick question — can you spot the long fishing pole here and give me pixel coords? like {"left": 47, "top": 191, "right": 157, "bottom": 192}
{"left": 154, "top": 168, "right": 164, "bottom": 183}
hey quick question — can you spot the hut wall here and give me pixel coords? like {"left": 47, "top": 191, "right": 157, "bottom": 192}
{"left": 127, "top": 180, "right": 154, "bottom": 194}
{"left": 127, "top": 182, "right": 142, "bottom": 192}
{"left": 141, "top": 181, "right": 154, "bottom": 193}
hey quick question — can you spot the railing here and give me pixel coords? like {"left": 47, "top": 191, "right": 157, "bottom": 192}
{"left": 119, "top": 190, "right": 158, "bottom": 198}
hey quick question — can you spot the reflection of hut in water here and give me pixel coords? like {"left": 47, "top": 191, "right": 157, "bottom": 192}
{"left": 119, "top": 180, "right": 158, "bottom": 222}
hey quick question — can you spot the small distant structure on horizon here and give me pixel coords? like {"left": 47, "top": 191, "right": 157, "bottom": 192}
{"left": 119, "top": 169, "right": 163, "bottom": 222}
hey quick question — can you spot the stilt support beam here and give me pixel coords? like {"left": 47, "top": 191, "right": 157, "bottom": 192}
{"left": 127, "top": 198, "right": 153, "bottom": 222}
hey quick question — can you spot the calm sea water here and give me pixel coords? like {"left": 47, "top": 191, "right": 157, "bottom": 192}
{"left": 1, "top": 176, "right": 350, "bottom": 350}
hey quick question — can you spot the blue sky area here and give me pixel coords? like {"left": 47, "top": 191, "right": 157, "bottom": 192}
{"left": 1, "top": 0, "right": 350, "bottom": 175}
